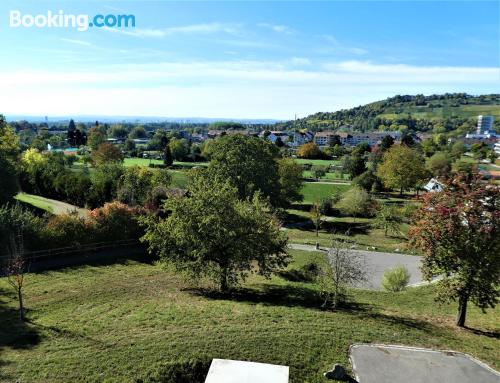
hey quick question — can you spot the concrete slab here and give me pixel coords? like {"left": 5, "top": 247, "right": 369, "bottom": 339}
{"left": 204, "top": 359, "right": 289, "bottom": 383}
{"left": 350, "top": 344, "right": 500, "bottom": 383}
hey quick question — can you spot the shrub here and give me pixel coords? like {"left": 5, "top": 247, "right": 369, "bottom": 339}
{"left": 0, "top": 204, "right": 47, "bottom": 253}
{"left": 46, "top": 214, "right": 90, "bottom": 248}
{"left": 336, "top": 186, "right": 377, "bottom": 218}
{"left": 88, "top": 201, "right": 144, "bottom": 242}
{"left": 381, "top": 265, "right": 410, "bottom": 292}
{"left": 279, "top": 262, "right": 321, "bottom": 282}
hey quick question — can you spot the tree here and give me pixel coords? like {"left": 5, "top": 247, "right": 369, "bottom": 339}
{"left": 377, "top": 145, "right": 427, "bottom": 195}
{"left": 0, "top": 116, "right": 20, "bottom": 161}
{"left": 310, "top": 203, "right": 322, "bottom": 237}
{"left": 450, "top": 141, "right": 466, "bottom": 159}
{"left": 129, "top": 126, "right": 147, "bottom": 139}
{"left": 342, "top": 154, "right": 366, "bottom": 179}
{"left": 108, "top": 125, "right": 129, "bottom": 139}
{"left": 336, "top": 186, "right": 376, "bottom": 219}
{"left": 352, "top": 170, "right": 379, "bottom": 192}
{"left": 379, "top": 135, "right": 394, "bottom": 152}
{"left": 141, "top": 176, "right": 289, "bottom": 292}
{"left": 89, "top": 163, "right": 124, "bottom": 207}
{"left": 91, "top": 143, "right": 124, "bottom": 166}
{"left": 312, "top": 165, "right": 327, "bottom": 180}
{"left": 87, "top": 128, "right": 106, "bottom": 150}
{"left": 471, "top": 143, "right": 489, "bottom": 163}
{"left": 0, "top": 156, "right": 19, "bottom": 205}
{"left": 124, "top": 138, "right": 136, "bottom": 152}
{"left": 426, "top": 152, "right": 452, "bottom": 177}
{"left": 372, "top": 205, "right": 403, "bottom": 237}
{"left": 168, "top": 138, "right": 189, "bottom": 161}
{"left": 277, "top": 158, "right": 303, "bottom": 206}
{"left": 297, "top": 142, "right": 323, "bottom": 159}
{"left": 206, "top": 135, "right": 282, "bottom": 206}
{"left": 163, "top": 145, "right": 174, "bottom": 166}
{"left": 409, "top": 174, "right": 500, "bottom": 327}
{"left": 5, "top": 233, "right": 27, "bottom": 320}
{"left": 318, "top": 238, "right": 367, "bottom": 308}
{"left": 117, "top": 166, "right": 171, "bottom": 206}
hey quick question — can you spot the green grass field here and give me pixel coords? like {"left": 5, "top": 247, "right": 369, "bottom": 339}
{"left": 0, "top": 251, "right": 497, "bottom": 382}
{"left": 300, "top": 183, "right": 351, "bottom": 204}
{"left": 302, "top": 171, "right": 350, "bottom": 181}
{"left": 123, "top": 158, "right": 208, "bottom": 168}
{"left": 294, "top": 159, "right": 341, "bottom": 166}
{"left": 14, "top": 193, "right": 54, "bottom": 213}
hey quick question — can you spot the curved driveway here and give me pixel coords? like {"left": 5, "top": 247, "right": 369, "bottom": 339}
{"left": 289, "top": 243, "right": 424, "bottom": 290}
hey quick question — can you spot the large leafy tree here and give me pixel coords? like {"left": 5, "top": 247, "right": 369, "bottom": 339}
{"left": 0, "top": 115, "right": 20, "bottom": 161}
{"left": 0, "top": 156, "right": 18, "bottom": 205}
{"left": 409, "top": 174, "right": 500, "bottom": 327}
{"left": 91, "top": 143, "right": 124, "bottom": 166}
{"left": 377, "top": 145, "right": 427, "bottom": 194}
{"left": 141, "top": 175, "right": 289, "bottom": 292}
{"left": 342, "top": 154, "right": 366, "bottom": 180}
{"left": 117, "top": 166, "right": 171, "bottom": 206}
{"left": 277, "top": 157, "right": 303, "bottom": 206}
{"left": 206, "top": 135, "right": 282, "bottom": 206}
{"left": 297, "top": 142, "right": 323, "bottom": 159}
{"left": 0, "top": 116, "right": 20, "bottom": 204}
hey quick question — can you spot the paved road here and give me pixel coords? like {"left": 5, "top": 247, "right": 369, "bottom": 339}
{"left": 350, "top": 344, "right": 500, "bottom": 383}
{"left": 289, "top": 243, "right": 424, "bottom": 290}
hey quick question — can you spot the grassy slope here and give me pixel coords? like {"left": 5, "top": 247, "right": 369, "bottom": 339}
{"left": 14, "top": 193, "right": 54, "bottom": 213}
{"left": 378, "top": 104, "right": 500, "bottom": 120}
{"left": 0, "top": 252, "right": 498, "bottom": 383}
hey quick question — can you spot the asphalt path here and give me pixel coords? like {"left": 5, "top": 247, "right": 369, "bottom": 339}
{"left": 349, "top": 344, "right": 500, "bottom": 383}
{"left": 289, "top": 243, "right": 424, "bottom": 290}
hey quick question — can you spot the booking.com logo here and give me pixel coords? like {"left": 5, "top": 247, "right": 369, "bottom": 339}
{"left": 9, "top": 10, "right": 135, "bottom": 32}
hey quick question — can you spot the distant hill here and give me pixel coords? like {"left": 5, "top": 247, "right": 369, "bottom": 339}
{"left": 279, "top": 93, "right": 500, "bottom": 133}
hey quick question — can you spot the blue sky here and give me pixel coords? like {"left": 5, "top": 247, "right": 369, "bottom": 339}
{"left": 1, "top": 0, "right": 499, "bottom": 119}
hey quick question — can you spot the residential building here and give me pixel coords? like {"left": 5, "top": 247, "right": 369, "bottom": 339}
{"left": 424, "top": 178, "right": 444, "bottom": 193}
{"left": 290, "top": 130, "right": 314, "bottom": 147}
{"left": 476, "top": 115, "right": 494, "bottom": 134}
{"left": 314, "top": 131, "right": 339, "bottom": 146}
{"left": 339, "top": 131, "right": 401, "bottom": 147}
{"left": 265, "top": 131, "right": 290, "bottom": 145}
{"left": 494, "top": 142, "right": 500, "bottom": 156}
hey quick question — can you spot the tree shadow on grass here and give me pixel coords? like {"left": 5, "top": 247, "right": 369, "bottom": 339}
{"left": 27, "top": 247, "right": 156, "bottom": 275}
{"left": 463, "top": 326, "right": 499, "bottom": 339}
{"left": 188, "top": 283, "right": 434, "bottom": 334}
{"left": 322, "top": 221, "right": 370, "bottom": 236}
{"left": 0, "top": 287, "right": 41, "bottom": 381}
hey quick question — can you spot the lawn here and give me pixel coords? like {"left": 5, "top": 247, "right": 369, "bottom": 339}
{"left": 14, "top": 193, "right": 54, "bottom": 214}
{"left": 0, "top": 252, "right": 498, "bottom": 382}
{"left": 285, "top": 219, "right": 412, "bottom": 253}
{"left": 294, "top": 159, "right": 341, "bottom": 166}
{"left": 123, "top": 158, "right": 208, "bottom": 168}
{"left": 302, "top": 171, "right": 350, "bottom": 181}
{"left": 300, "top": 183, "right": 351, "bottom": 204}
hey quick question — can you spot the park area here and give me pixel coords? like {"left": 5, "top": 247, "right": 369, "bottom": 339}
{"left": 0, "top": 250, "right": 498, "bottom": 383}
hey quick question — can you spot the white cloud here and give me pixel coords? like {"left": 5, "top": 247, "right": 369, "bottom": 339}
{"left": 103, "top": 23, "right": 240, "bottom": 38}
{"left": 320, "top": 34, "right": 368, "bottom": 56}
{"left": 59, "top": 38, "right": 92, "bottom": 46}
{"left": 1, "top": 60, "right": 498, "bottom": 119}
{"left": 290, "top": 57, "right": 311, "bottom": 66}
{"left": 257, "top": 23, "right": 293, "bottom": 34}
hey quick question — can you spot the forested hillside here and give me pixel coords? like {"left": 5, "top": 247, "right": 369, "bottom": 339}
{"left": 279, "top": 93, "right": 500, "bottom": 134}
